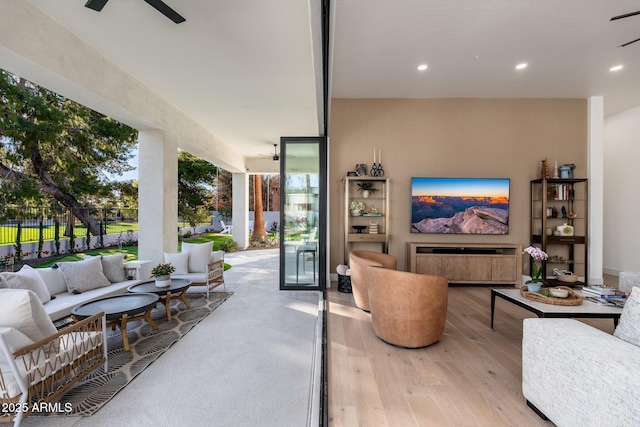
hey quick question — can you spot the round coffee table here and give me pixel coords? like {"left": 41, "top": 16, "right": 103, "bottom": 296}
{"left": 72, "top": 293, "right": 159, "bottom": 351}
{"left": 128, "top": 279, "right": 192, "bottom": 321}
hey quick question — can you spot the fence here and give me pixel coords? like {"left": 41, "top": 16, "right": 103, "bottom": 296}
{"left": 0, "top": 206, "right": 139, "bottom": 245}
{"left": 0, "top": 206, "right": 142, "bottom": 266}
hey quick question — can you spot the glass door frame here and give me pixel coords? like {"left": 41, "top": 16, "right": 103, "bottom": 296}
{"left": 279, "top": 136, "right": 327, "bottom": 291}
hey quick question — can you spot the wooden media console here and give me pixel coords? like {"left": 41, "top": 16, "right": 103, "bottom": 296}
{"left": 407, "top": 243, "right": 522, "bottom": 286}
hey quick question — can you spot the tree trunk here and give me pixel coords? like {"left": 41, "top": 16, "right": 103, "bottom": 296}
{"left": 251, "top": 175, "right": 267, "bottom": 241}
{"left": 18, "top": 144, "right": 102, "bottom": 235}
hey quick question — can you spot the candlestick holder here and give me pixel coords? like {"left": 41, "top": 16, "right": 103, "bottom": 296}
{"left": 370, "top": 163, "right": 384, "bottom": 177}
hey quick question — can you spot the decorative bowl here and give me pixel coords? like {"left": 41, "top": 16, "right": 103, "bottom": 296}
{"left": 352, "top": 225, "right": 367, "bottom": 234}
{"left": 549, "top": 287, "right": 570, "bottom": 298}
{"left": 557, "top": 274, "right": 578, "bottom": 283}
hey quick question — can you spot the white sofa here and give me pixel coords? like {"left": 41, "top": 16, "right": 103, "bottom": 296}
{"left": 1, "top": 255, "right": 152, "bottom": 322}
{"left": 522, "top": 288, "right": 640, "bottom": 426}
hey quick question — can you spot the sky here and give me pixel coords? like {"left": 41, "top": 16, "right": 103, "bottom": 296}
{"left": 108, "top": 151, "right": 139, "bottom": 182}
{"left": 411, "top": 177, "right": 510, "bottom": 198}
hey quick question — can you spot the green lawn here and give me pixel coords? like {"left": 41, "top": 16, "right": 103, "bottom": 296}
{"left": 35, "top": 233, "right": 233, "bottom": 270}
{"left": 0, "top": 222, "right": 139, "bottom": 245}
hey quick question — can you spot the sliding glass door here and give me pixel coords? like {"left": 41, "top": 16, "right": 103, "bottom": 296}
{"left": 279, "top": 137, "right": 326, "bottom": 290}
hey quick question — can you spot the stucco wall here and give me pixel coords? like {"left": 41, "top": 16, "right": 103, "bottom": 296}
{"left": 329, "top": 98, "right": 588, "bottom": 273}
{"left": 603, "top": 105, "right": 640, "bottom": 274}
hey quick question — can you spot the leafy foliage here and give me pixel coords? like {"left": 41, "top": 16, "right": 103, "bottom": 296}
{"left": 0, "top": 70, "right": 138, "bottom": 232}
{"left": 177, "top": 151, "right": 218, "bottom": 228}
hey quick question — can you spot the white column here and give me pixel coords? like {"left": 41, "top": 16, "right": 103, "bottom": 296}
{"left": 232, "top": 173, "right": 249, "bottom": 249}
{"left": 138, "top": 130, "right": 178, "bottom": 264}
{"left": 588, "top": 97, "right": 604, "bottom": 285}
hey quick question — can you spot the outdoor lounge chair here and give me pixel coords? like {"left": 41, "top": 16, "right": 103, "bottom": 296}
{"left": 219, "top": 220, "right": 232, "bottom": 235}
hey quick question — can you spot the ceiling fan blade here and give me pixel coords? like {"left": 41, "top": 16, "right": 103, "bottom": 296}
{"left": 144, "top": 0, "right": 186, "bottom": 23}
{"left": 611, "top": 10, "right": 640, "bottom": 21}
{"left": 620, "top": 37, "right": 640, "bottom": 47}
{"left": 85, "top": 0, "right": 109, "bottom": 12}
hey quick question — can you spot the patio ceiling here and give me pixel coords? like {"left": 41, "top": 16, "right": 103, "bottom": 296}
{"left": 21, "top": 0, "right": 324, "bottom": 167}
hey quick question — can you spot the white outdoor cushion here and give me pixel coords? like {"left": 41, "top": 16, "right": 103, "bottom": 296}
{"left": 0, "top": 265, "right": 52, "bottom": 304}
{"left": 182, "top": 241, "right": 213, "bottom": 273}
{"left": 100, "top": 254, "right": 127, "bottom": 283}
{"left": 84, "top": 254, "right": 126, "bottom": 283}
{"left": 614, "top": 286, "right": 640, "bottom": 347}
{"left": 34, "top": 267, "right": 68, "bottom": 296}
{"left": 0, "top": 327, "right": 34, "bottom": 355}
{"left": 211, "top": 250, "right": 224, "bottom": 263}
{"left": 57, "top": 257, "right": 111, "bottom": 294}
{"left": 0, "top": 289, "right": 57, "bottom": 343}
{"left": 164, "top": 252, "right": 189, "bottom": 274}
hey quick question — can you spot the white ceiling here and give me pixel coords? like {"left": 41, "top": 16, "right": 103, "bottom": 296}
{"left": 17, "top": 0, "right": 640, "bottom": 162}
{"left": 26, "top": 0, "right": 323, "bottom": 161}
{"left": 332, "top": 0, "right": 640, "bottom": 116}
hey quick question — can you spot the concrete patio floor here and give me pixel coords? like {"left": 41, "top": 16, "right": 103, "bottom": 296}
{"left": 20, "top": 248, "right": 322, "bottom": 427}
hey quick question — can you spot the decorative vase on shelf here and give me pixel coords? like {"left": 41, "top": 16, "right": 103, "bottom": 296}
{"left": 362, "top": 190, "right": 370, "bottom": 198}
{"left": 155, "top": 275, "right": 171, "bottom": 287}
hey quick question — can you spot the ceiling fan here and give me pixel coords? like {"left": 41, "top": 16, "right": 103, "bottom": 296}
{"left": 611, "top": 10, "right": 640, "bottom": 47}
{"left": 272, "top": 144, "right": 280, "bottom": 162}
{"left": 85, "top": 0, "right": 186, "bottom": 24}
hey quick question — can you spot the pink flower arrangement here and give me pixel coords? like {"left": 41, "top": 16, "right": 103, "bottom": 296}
{"left": 524, "top": 246, "right": 548, "bottom": 284}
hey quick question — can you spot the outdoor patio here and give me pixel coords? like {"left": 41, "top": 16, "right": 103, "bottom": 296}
{"left": 20, "top": 248, "right": 322, "bottom": 427}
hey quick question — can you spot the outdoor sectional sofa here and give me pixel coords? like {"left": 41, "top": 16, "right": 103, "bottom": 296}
{"left": 2, "top": 255, "right": 150, "bottom": 322}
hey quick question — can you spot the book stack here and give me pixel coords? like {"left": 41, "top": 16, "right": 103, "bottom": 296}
{"left": 547, "top": 184, "right": 574, "bottom": 201}
{"left": 581, "top": 286, "right": 626, "bottom": 306}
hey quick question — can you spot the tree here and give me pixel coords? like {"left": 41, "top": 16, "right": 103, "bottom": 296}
{"left": 177, "top": 151, "right": 218, "bottom": 231}
{"left": 0, "top": 70, "right": 138, "bottom": 234}
{"left": 251, "top": 174, "right": 267, "bottom": 241}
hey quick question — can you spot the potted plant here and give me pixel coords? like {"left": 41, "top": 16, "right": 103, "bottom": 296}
{"left": 523, "top": 246, "right": 548, "bottom": 292}
{"left": 150, "top": 262, "right": 176, "bottom": 288}
{"left": 356, "top": 181, "right": 378, "bottom": 198}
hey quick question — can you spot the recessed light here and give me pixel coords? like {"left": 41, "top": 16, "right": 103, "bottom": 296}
{"left": 515, "top": 63, "right": 528, "bottom": 70}
{"left": 610, "top": 65, "right": 624, "bottom": 72}
{"left": 417, "top": 64, "right": 428, "bottom": 71}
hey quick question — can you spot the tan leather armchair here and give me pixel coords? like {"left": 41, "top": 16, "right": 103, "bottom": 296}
{"left": 349, "top": 250, "right": 397, "bottom": 311}
{"left": 367, "top": 266, "right": 448, "bottom": 348}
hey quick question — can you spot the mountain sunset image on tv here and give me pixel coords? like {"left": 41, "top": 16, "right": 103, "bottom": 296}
{"left": 411, "top": 177, "right": 510, "bottom": 234}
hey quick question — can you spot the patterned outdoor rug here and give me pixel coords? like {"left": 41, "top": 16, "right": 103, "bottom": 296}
{"left": 40, "top": 291, "right": 232, "bottom": 417}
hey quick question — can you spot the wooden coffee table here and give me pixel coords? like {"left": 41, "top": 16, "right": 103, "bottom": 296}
{"left": 491, "top": 288, "right": 623, "bottom": 329}
{"left": 128, "top": 279, "right": 192, "bottom": 321}
{"left": 72, "top": 293, "right": 159, "bottom": 351}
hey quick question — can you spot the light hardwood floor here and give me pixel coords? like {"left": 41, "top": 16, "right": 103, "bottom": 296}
{"left": 327, "top": 278, "right": 618, "bottom": 426}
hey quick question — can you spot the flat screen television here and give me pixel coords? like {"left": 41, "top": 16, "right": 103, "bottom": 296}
{"left": 411, "top": 177, "right": 510, "bottom": 234}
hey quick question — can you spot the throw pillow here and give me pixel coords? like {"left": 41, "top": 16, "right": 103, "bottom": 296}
{"left": 57, "top": 257, "right": 111, "bottom": 294}
{"left": 182, "top": 241, "right": 213, "bottom": 273}
{"left": 614, "top": 286, "right": 640, "bottom": 347}
{"left": 0, "top": 289, "right": 57, "bottom": 343}
{"left": 0, "top": 327, "right": 34, "bottom": 356}
{"left": 100, "top": 254, "right": 127, "bottom": 283}
{"left": 0, "top": 265, "right": 52, "bottom": 304}
{"left": 164, "top": 252, "right": 189, "bottom": 274}
{"left": 35, "top": 267, "right": 68, "bottom": 295}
